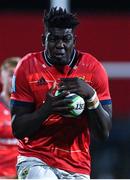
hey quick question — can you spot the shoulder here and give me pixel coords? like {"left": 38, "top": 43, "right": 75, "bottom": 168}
{"left": 14, "top": 51, "right": 43, "bottom": 74}
{"left": 78, "top": 51, "right": 105, "bottom": 72}
{"left": 17, "top": 51, "right": 42, "bottom": 66}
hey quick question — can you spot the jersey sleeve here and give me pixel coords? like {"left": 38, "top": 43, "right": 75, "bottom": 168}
{"left": 92, "top": 62, "right": 111, "bottom": 102}
{"left": 11, "top": 58, "right": 34, "bottom": 103}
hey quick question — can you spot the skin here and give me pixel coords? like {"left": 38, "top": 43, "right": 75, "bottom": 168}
{"left": 11, "top": 27, "right": 112, "bottom": 140}
{"left": 43, "top": 28, "right": 75, "bottom": 66}
{"left": 59, "top": 77, "right": 112, "bottom": 139}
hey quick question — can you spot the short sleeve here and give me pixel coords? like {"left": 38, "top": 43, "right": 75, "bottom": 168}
{"left": 92, "top": 62, "right": 111, "bottom": 101}
{"left": 11, "top": 59, "right": 34, "bottom": 103}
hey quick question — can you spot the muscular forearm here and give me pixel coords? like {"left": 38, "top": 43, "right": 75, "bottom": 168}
{"left": 12, "top": 102, "right": 51, "bottom": 139}
{"left": 87, "top": 103, "right": 112, "bottom": 140}
{"left": 11, "top": 88, "right": 73, "bottom": 140}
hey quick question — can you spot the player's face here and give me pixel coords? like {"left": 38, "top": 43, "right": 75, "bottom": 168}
{"left": 44, "top": 28, "right": 75, "bottom": 66}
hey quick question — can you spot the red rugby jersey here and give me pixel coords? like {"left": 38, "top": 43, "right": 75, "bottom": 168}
{"left": 11, "top": 51, "right": 111, "bottom": 175}
{"left": 0, "top": 98, "right": 18, "bottom": 177}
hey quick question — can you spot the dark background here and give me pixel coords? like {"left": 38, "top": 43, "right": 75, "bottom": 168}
{"left": 0, "top": 0, "right": 130, "bottom": 11}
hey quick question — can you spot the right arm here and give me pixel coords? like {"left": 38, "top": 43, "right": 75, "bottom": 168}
{"left": 11, "top": 100, "right": 51, "bottom": 140}
{"left": 10, "top": 57, "right": 72, "bottom": 140}
{"left": 11, "top": 88, "right": 72, "bottom": 140}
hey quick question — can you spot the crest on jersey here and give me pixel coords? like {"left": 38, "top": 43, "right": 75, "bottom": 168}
{"left": 11, "top": 75, "right": 16, "bottom": 92}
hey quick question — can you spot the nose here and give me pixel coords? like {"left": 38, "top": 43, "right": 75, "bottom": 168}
{"left": 56, "top": 39, "right": 65, "bottom": 49}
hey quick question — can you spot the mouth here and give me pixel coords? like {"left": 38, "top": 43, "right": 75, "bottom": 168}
{"left": 54, "top": 52, "right": 66, "bottom": 58}
{"left": 52, "top": 52, "right": 68, "bottom": 65}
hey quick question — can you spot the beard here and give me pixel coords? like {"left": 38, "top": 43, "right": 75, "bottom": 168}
{"left": 52, "top": 57, "right": 69, "bottom": 66}
{"left": 44, "top": 50, "right": 73, "bottom": 67}
{"left": 47, "top": 52, "right": 69, "bottom": 66}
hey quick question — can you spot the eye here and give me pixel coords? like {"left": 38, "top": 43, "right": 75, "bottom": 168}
{"left": 48, "top": 35, "right": 57, "bottom": 42}
{"left": 63, "top": 35, "right": 73, "bottom": 42}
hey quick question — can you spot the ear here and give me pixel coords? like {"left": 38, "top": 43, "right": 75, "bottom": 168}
{"left": 41, "top": 34, "right": 45, "bottom": 47}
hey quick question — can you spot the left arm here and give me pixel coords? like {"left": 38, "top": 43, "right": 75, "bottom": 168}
{"left": 59, "top": 77, "right": 112, "bottom": 140}
{"left": 86, "top": 103, "right": 112, "bottom": 140}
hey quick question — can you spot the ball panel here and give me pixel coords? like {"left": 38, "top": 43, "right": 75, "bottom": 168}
{"left": 70, "top": 95, "right": 85, "bottom": 116}
{"left": 55, "top": 91, "right": 85, "bottom": 118}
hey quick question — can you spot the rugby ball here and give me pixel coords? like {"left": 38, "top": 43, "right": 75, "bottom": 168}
{"left": 55, "top": 91, "right": 85, "bottom": 117}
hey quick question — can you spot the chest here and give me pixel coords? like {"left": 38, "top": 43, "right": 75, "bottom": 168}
{"left": 27, "top": 64, "right": 93, "bottom": 107}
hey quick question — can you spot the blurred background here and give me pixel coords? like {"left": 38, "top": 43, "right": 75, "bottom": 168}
{"left": 0, "top": 0, "right": 130, "bottom": 178}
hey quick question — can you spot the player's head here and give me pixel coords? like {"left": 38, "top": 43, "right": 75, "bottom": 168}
{"left": 0, "top": 57, "right": 20, "bottom": 96}
{"left": 42, "top": 7, "right": 79, "bottom": 66}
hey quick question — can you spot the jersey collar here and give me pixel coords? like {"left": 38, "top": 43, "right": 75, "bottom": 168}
{"left": 43, "top": 49, "right": 77, "bottom": 67}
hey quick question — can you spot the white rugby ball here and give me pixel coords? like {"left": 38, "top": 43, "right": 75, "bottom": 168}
{"left": 55, "top": 91, "right": 85, "bottom": 117}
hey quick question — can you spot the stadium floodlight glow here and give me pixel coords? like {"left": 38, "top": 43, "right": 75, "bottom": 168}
{"left": 103, "top": 62, "right": 130, "bottom": 79}
{"left": 50, "top": 0, "right": 70, "bottom": 12}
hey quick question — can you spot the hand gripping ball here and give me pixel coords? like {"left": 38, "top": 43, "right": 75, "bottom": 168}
{"left": 55, "top": 91, "right": 85, "bottom": 117}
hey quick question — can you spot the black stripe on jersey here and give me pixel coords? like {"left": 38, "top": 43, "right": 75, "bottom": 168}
{"left": 100, "top": 99, "right": 112, "bottom": 105}
{"left": 10, "top": 99, "right": 34, "bottom": 107}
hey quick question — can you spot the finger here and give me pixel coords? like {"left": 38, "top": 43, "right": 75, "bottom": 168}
{"left": 59, "top": 85, "right": 77, "bottom": 92}
{"left": 68, "top": 89, "right": 79, "bottom": 94}
{"left": 53, "top": 99, "right": 72, "bottom": 106}
{"left": 53, "top": 106, "right": 73, "bottom": 113}
{"left": 60, "top": 80, "right": 78, "bottom": 87}
{"left": 66, "top": 89, "right": 83, "bottom": 97}
{"left": 55, "top": 90, "right": 70, "bottom": 98}
{"left": 58, "top": 86, "right": 67, "bottom": 92}
{"left": 61, "top": 78, "right": 77, "bottom": 82}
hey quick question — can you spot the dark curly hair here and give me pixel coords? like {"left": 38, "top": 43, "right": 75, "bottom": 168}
{"left": 44, "top": 7, "right": 79, "bottom": 30}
